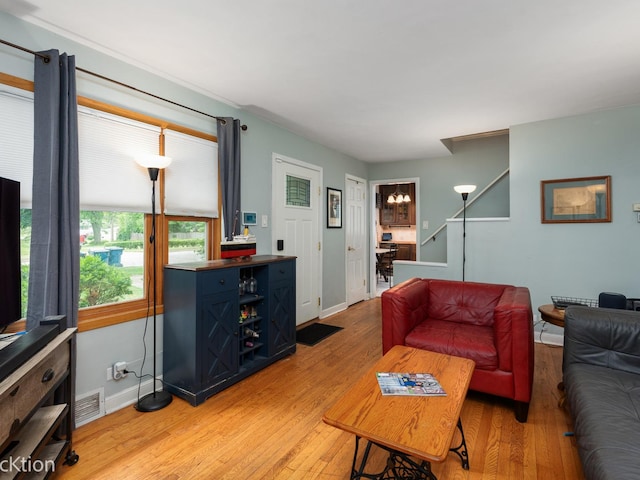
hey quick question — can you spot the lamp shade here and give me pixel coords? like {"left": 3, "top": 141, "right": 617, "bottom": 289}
{"left": 454, "top": 184, "right": 477, "bottom": 195}
{"left": 387, "top": 194, "right": 396, "bottom": 204}
{"left": 135, "top": 153, "right": 172, "bottom": 169}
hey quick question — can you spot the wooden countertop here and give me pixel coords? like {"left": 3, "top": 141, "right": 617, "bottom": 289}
{"left": 164, "top": 254, "right": 296, "bottom": 271}
{"left": 379, "top": 241, "right": 416, "bottom": 245}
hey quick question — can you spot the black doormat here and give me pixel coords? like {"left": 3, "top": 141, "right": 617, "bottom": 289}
{"left": 296, "top": 323, "right": 343, "bottom": 346}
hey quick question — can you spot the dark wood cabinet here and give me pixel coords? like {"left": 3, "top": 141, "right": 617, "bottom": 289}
{"left": 379, "top": 242, "right": 416, "bottom": 261}
{"left": 163, "top": 255, "right": 296, "bottom": 406}
{"left": 379, "top": 184, "right": 416, "bottom": 226}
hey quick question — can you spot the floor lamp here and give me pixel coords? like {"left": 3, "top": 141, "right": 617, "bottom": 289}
{"left": 453, "top": 184, "right": 476, "bottom": 282}
{"left": 135, "top": 153, "right": 173, "bottom": 412}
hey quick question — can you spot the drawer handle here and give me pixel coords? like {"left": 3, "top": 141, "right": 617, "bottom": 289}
{"left": 41, "top": 368, "right": 55, "bottom": 383}
{"left": 279, "top": 269, "right": 285, "bottom": 274}
{"left": 219, "top": 279, "right": 225, "bottom": 285}
{"left": 9, "top": 385, "right": 19, "bottom": 397}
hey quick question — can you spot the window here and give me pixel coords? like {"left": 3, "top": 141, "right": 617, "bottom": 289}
{"left": 1, "top": 77, "right": 220, "bottom": 331}
{"left": 167, "top": 219, "right": 210, "bottom": 264}
{"left": 286, "top": 175, "right": 311, "bottom": 207}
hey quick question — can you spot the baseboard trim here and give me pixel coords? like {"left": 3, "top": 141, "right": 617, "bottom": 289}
{"left": 104, "top": 377, "right": 157, "bottom": 415}
{"left": 535, "top": 331, "right": 563, "bottom": 346}
{"left": 320, "top": 302, "right": 347, "bottom": 319}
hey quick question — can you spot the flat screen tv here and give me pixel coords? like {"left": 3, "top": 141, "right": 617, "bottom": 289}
{"left": 0, "top": 176, "right": 21, "bottom": 331}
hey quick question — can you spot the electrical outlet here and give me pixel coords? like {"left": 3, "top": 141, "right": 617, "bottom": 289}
{"left": 113, "top": 361, "right": 128, "bottom": 380}
{"left": 261, "top": 214, "right": 268, "bottom": 227}
{"left": 106, "top": 367, "right": 113, "bottom": 381}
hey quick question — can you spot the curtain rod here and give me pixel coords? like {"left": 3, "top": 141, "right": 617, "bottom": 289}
{"left": 0, "top": 38, "right": 248, "bottom": 130}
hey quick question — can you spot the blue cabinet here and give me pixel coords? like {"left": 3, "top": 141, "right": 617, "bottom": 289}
{"left": 163, "top": 255, "right": 296, "bottom": 406}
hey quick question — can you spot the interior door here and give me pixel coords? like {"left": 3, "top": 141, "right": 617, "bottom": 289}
{"left": 346, "top": 176, "right": 367, "bottom": 305}
{"left": 272, "top": 154, "right": 321, "bottom": 325}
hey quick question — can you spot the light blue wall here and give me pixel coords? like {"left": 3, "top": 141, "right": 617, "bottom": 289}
{"left": 0, "top": 12, "right": 365, "bottom": 410}
{"left": 4, "top": 10, "right": 640, "bottom": 414}
{"left": 368, "top": 134, "right": 510, "bottom": 262}
{"left": 395, "top": 104, "right": 640, "bottom": 338}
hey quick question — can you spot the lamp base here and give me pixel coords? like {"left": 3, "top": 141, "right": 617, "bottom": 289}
{"left": 135, "top": 389, "right": 173, "bottom": 412}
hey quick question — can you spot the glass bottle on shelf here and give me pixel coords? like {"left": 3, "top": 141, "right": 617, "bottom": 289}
{"left": 247, "top": 269, "right": 257, "bottom": 294}
{"left": 239, "top": 276, "right": 246, "bottom": 296}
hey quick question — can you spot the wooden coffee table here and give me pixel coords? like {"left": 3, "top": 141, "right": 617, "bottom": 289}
{"left": 323, "top": 345, "right": 475, "bottom": 479}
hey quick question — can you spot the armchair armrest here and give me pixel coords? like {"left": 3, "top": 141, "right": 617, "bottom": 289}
{"left": 563, "top": 306, "right": 640, "bottom": 376}
{"left": 493, "top": 286, "right": 534, "bottom": 401}
{"left": 381, "top": 278, "right": 429, "bottom": 354}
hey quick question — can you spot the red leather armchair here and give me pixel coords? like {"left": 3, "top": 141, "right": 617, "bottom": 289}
{"left": 381, "top": 278, "right": 534, "bottom": 422}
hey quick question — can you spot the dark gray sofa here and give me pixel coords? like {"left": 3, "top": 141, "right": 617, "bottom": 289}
{"left": 563, "top": 306, "right": 640, "bottom": 480}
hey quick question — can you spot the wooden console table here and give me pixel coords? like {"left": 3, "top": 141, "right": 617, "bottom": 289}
{"left": 0, "top": 320, "right": 78, "bottom": 478}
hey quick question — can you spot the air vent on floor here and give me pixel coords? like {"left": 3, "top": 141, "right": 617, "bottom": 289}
{"left": 75, "top": 388, "right": 105, "bottom": 426}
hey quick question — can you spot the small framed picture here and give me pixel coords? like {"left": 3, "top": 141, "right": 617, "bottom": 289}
{"left": 327, "top": 187, "right": 342, "bottom": 228}
{"left": 541, "top": 175, "right": 611, "bottom": 223}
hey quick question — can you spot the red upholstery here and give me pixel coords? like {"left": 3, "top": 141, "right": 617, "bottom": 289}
{"left": 381, "top": 277, "right": 534, "bottom": 422}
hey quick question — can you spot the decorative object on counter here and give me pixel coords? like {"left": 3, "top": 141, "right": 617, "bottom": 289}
{"left": 540, "top": 175, "right": 611, "bottom": 223}
{"left": 221, "top": 233, "right": 256, "bottom": 259}
{"left": 327, "top": 187, "right": 342, "bottom": 228}
{"left": 134, "top": 153, "right": 173, "bottom": 412}
{"left": 453, "top": 184, "right": 476, "bottom": 282}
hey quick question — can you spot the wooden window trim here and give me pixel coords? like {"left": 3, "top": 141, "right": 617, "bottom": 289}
{"left": 1, "top": 72, "right": 221, "bottom": 333}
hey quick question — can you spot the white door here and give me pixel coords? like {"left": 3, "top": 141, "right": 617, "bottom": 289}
{"left": 346, "top": 175, "right": 367, "bottom": 305}
{"left": 272, "top": 154, "right": 321, "bottom": 325}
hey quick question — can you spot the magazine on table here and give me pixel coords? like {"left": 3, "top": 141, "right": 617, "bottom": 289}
{"left": 376, "top": 372, "right": 446, "bottom": 396}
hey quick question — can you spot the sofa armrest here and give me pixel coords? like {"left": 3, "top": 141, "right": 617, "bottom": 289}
{"left": 381, "top": 278, "right": 429, "bottom": 354}
{"left": 563, "top": 306, "right": 640, "bottom": 376}
{"left": 494, "top": 286, "right": 534, "bottom": 401}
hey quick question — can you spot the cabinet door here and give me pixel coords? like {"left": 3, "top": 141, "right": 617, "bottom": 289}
{"left": 379, "top": 186, "right": 396, "bottom": 225}
{"left": 269, "top": 281, "right": 295, "bottom": 354}
{"left": 200, "top": 290, "right": 238, "bottom": 387}
{"left": 395, "top": 244, "right": 410, "bottom": 260}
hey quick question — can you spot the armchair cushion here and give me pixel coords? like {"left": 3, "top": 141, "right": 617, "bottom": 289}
{"left": 406, "top": 320, "right": 497, "bottom": 370}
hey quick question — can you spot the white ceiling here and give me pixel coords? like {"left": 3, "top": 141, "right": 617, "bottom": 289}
{"left": 4, "top": 0, "right": 640, "bottom": 162}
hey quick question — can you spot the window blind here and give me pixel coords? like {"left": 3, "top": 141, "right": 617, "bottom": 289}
{"left": 0, "top": 86, "right": 34, "bottom": 207}
{"left": 78, "top": 107, "right": 161, "bottom": 213}
{"left": 164, "top": 130, "right": 218, "bottom": 217}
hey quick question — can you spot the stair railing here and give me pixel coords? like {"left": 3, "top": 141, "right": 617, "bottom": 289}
{"left": 420, "top": 168, "right": 510, "bottom": 246}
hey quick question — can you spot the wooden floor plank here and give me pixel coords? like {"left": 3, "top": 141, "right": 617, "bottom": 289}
{"left": 56, "top": 298, "right": 583, "bottom": 479}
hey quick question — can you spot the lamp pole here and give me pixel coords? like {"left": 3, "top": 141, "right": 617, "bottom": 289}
{"left": 461, "top": 192, "right": 468, "bottom": 282}
{"left": 454, "top": 185, "right": 476, "bottom": 282}
{"left": 135, "top": 156, "right": 173, "bottom": 412}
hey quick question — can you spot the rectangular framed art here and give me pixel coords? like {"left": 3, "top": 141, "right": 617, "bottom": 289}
{"left": 327, "top": 187, "right": 342, "bottom": 228}
{"left": 540, "top": 175, "right": 611, "bottom": 223}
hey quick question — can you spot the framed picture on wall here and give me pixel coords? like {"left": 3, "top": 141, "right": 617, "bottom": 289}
{"left": 541, "top": 175, "right": 611, "bottom": 223}
{"left": 327, "top": 187, "right": 342, "bottom": 228}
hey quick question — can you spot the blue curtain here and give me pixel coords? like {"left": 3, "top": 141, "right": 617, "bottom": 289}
{"left": 217, "top": 117, "right": 242, "bottom": 240}
{"left": 27, "top": 50, "right": 80, "bottom": 330}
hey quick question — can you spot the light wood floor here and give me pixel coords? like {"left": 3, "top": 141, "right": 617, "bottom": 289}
{"left": 57, "top": 298, "right": 584, "bottom": 479}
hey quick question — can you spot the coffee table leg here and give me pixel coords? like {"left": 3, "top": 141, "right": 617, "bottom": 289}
{"left": 351, "top": 436, "right": 375, "bottom": 479}
{"left": 449, "top": 419, "right": 470, "bottom": 470}
{"left": 349, "top": 436, "right": 438, "bottom": 479}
